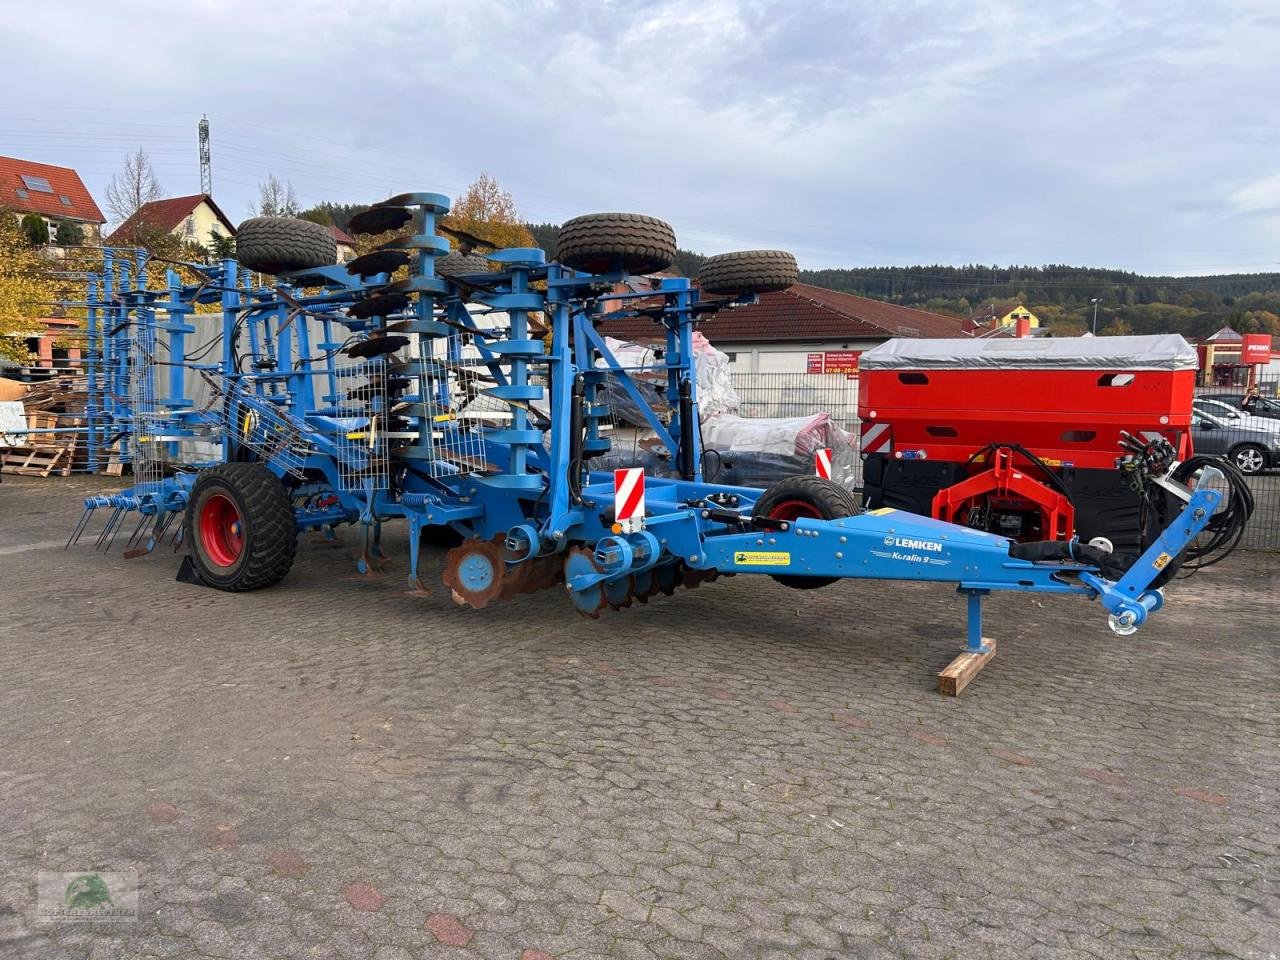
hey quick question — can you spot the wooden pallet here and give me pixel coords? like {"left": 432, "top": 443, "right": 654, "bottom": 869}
{"left": 1, "top": 443, "right": 74, "bottom": 477}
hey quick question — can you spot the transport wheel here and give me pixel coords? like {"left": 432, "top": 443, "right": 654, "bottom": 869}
{"left": 696, "top": 250, "right": 798, "bottom": 294}
{"left": 437, "top": 252, "right": 491, "bottom": 279}
{"left": 1228, "top": 444, "right": 1267, "bottom": 475}
{"left": 752, "top": 476, "right": 858, "bottom": 589}
{"left": 555, "top": 213, "right": 677, "bottom": 275}
{"left": 236, "top": 217, "right": 337, "bottom": 274}
{"left": 185, "top": 463, "right": 297, "bottom": 591}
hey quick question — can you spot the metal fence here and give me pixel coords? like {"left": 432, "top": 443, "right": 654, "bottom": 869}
{"left": 731, "top": 372, "right": 859, "bottom": 429}
{"left": 1192, "top": 380, "right": 1280, "bottom": 549}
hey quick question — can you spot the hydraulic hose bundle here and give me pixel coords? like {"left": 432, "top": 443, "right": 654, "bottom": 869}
{"left": 1012, "top": 437, "right": 1253, "bottom": 583}
{"left": 1168, "top": 455, "right": 1254, "bottom": 571}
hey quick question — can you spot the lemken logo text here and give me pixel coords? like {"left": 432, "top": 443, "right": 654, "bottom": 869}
{"left": 883, "top": 536, "right": 944, "bottom": 553}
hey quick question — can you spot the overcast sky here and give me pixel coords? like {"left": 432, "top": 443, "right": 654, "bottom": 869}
{"left": 5, "top": 0, "right": 1279, "bottom": 274}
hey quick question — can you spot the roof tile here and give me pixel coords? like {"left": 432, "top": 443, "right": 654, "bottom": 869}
{"left": 604, "top": 282, "right": 971, "bottom": 343}
{"left": 0, "top": 155, "right": 105, "bottom": 224}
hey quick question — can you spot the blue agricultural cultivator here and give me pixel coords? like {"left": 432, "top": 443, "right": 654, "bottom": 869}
{"left": 59, "top": 191, "right": 1236, "bottom": 686}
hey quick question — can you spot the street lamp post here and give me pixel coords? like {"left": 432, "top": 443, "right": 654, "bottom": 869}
{"left": 1090, "top": 298, "right": 1100, "bottom": 335}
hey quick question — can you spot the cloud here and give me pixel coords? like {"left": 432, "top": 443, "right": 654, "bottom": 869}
{"left": 5, "top": 0, "right": 1279, "bottom": 272}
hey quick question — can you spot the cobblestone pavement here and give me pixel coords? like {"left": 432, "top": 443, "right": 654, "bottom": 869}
{"left": 1, "top": 475, "right": 1276, "bottom": 960}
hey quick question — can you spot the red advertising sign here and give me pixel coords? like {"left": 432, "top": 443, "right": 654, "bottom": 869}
{"left": 822, "top": 350, "right": 861, "bottom": 374}
{"left": 1242, "top": 333, "right": 1272, "bottom": 364}
{"left": 806, "top": 350, "right": 861, "bottom": 375}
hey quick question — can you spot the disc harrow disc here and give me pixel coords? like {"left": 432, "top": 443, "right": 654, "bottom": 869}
{"left": 499, "top": 557, "right": 534, "bottom": 599}
{"left": 632, "top": 569, "right": 655, "bottom": 604}
{"left": 348, "top": 205, "right": 412, "bottom": 236}
{"left": 349, "top": 292, "right": 410, "bottom": 320}
{"left": 655, "top": 563, "right": 683, "bottom": 596}
{"left": 564, "top": 546, "right": 607, "bottom": 619}
{"left": 603, "top": 574, "right": 634, "bottom": 611}
{"left": 682, "top": 566, "right": 716, "bottom": 590}
{"left": 347, "top": 249, "right": 411, "bottom": 277}
{"left": 442, "top": 538, "right": 506, "bottom": 609}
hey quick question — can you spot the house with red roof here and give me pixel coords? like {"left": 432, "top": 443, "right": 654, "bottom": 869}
{"left": 330, "top": 225, "right": 357, "bottom": 262}
{"left": 0, "top": 155, "right": 106, "bottom": 241}
{"left": 606, "top": 281, "right": 976, "bottom": 373}
{"left": 107, "top": 194, "right": 235, "bottom": 249}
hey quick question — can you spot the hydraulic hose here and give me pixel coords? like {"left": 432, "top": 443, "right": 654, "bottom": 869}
{"left": 1167, "top": 455, "right": 1254, "bottom": 571}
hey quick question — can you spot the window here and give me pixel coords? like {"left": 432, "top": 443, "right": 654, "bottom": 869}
{"left": 20, "top": 174, "right": 53, "bottom": 193}
{"left": 59, "top": 196, "right": 71, "bottom": 206}
{"left": 184, "top": 216, "right": 196, "bottom": 237}
{"left": 15, "top": 188, "right": 27, "bottom": 199}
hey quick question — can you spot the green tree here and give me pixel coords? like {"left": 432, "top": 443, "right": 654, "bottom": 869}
{"left": 20, "top": 213, "right": 48, "bottom": 247}
{"left": 209, "top": 229, "right": 236, "bottom": 260}
{"left": 54, "top": 220, "right": 84, "bottom": 246}
{"left": 296, "top": 207, "right": 332, "bottom": 227}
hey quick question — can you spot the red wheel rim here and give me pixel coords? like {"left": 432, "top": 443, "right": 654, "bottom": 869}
{"left": 768, "top": 499, "right": 823, "bottom": 521}
{"left": 198, "top": 493, "right": 243, "bottom": 567}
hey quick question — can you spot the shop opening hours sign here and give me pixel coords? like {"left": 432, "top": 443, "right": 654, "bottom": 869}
{"left": 806, "top": 351, "right": 861, "bottom": 376}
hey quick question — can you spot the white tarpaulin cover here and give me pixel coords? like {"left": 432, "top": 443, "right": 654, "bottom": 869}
{"left": 597, "top": 333, "right": 740, "bottom": 423}
{"left": 859, "top": 334, "right": 1199, "bottom": 371}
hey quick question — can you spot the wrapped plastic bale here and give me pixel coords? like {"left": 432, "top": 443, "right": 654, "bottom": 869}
{"left": 699, "top": 412, "right": 859, "bottom": 490}
{"left": 592, "top": 412, "right": 860, "bottom": 493}
{"left": 596, "top": 333, "right": 739, "bottom": 427}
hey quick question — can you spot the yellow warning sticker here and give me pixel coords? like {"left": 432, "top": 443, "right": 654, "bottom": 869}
{"left": 1152, "top": 552, "right": 1172, "bottom": 570}
{"left": 733, "top": 551, "right": 791, "bottom": 566}
{"left": 868, "top": 507, "right": 897, "bottom": 516}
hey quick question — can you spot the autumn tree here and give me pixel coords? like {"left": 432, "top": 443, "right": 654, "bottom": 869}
{"left": 105, "top": 147, "right": 163, "bottom": 224}
{"left": 256, "top": 175, "right": 299, "bottom": 217}
{"left": 440, "top": 173, "right": 535, "bottom": 251}
{"left": 0, "top": 213, "right": 56, "bottom": 363}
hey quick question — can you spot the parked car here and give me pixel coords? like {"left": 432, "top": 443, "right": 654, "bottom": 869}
{"left": 1193, "top": 397, "right": 1280, "bottom": 430}
{"left": 1197, "top": 390, "right": 1280, "bottom": 420}
{"left": 1189, "top": 407, "right": 1280, "bottom": 474}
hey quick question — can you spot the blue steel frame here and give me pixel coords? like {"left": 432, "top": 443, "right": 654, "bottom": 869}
{"left": 64, "top": 191, "right": 1223, "bottom": 645}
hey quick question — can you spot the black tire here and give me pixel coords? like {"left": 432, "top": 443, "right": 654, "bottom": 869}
{"left": 236, "top": 217, "right": 337, "bottom": 274}
{"left": 437, "top": 252, "right": 491, "bottom": 279}
{"left": 752, "top": 476, "right": 858, "bottom": 589}
{"left": 555, "top": 213, "right": 676, "bottom": 275}
{"left": 1228, "top": 444, "right": 1268, "bottom": 475}
{"left": 185, "top": 462, "right": 297, "bottom": 591}
{"left": 697, "top": 250, "right": 798, "bottom": 294}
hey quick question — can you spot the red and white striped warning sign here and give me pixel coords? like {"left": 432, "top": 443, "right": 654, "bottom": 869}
{"left": 860, "top": 422, "right": 891, "bottom": 455}
{"left": 815, "top": 447, "right": 832, "bottom": 480}
{"left": 614, "top": 468, "right": 646, "bottom": 528}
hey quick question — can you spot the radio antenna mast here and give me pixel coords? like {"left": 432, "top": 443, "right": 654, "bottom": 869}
{"left": 198, "top": 115, "right": 212, "bottom": 195}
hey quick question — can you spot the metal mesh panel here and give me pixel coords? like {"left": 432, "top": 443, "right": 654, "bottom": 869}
{"left": 332, "top": 354, "right": 390, "bottom": 491}
{"left": 201, "top": 374, "right": 311, "bottom": 479}
{"left": 418, "top": 332, "right": 490, "bottom": 478}
{"left": 127, "top": 319, "right": 165, "bottom": 494}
